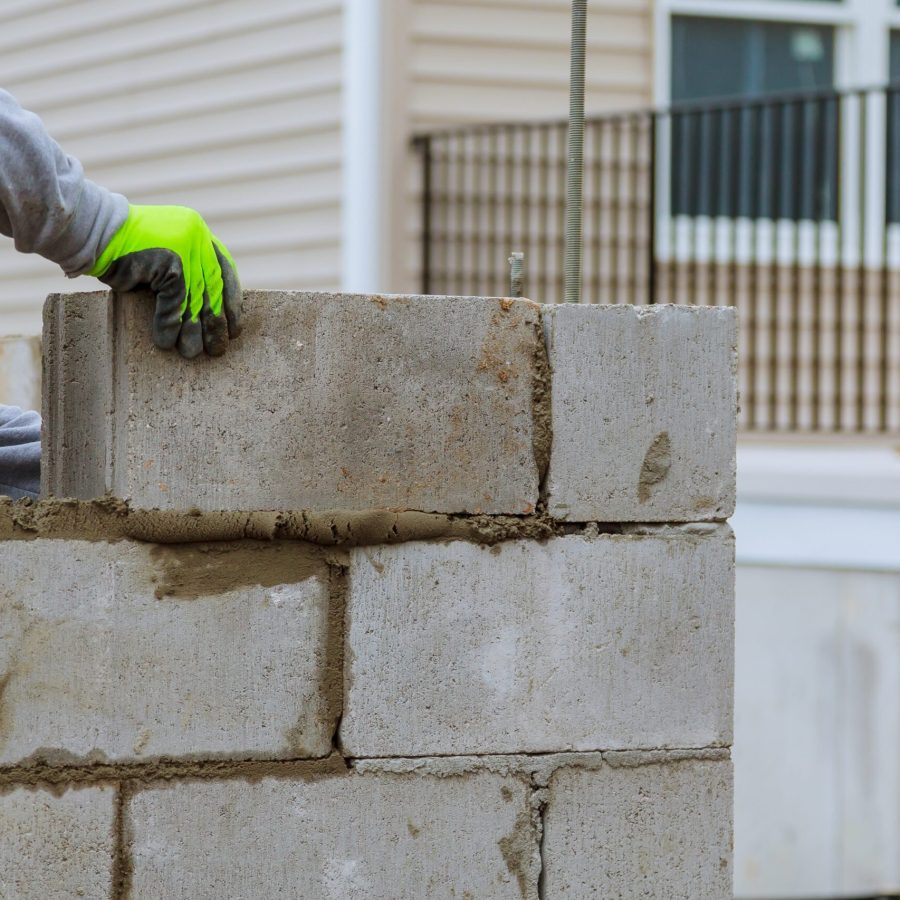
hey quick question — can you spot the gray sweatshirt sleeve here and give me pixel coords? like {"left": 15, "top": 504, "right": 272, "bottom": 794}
{"left": 0, "top": 405, "right": 40, "bottom": 500}
{"left": 0, "top": 88, "right": 128, "bottom": 275}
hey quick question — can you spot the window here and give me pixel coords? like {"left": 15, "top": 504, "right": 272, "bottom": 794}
{"left": 672, "top": 17, "right": 835, "bottom": 101}
{"left": 670, "top": 16, "right": 838, "bottom": 220}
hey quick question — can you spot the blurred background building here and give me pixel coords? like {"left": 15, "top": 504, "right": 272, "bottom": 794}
{"left": 0, "top": 2, "right": 898, "bottom": 897}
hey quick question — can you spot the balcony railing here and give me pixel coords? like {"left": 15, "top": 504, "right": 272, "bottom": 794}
{"left": 413, "top": 85, "right": 900, "bottom": 436}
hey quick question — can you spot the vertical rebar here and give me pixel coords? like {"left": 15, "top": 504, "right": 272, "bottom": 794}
{"left": 564, "top": 0, "right": 587, "bottom": 303}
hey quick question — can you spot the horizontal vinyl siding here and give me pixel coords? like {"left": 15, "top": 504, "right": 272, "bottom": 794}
{"left": 0, "top": 0, "right": 344, "bottom": 335}
{"left": 409, "top": 0, "right": 653, "bottom": 129}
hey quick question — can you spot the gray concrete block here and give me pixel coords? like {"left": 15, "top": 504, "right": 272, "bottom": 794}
{"left": 0, "top": 334, "right": 41, "bottom": 413}
{"left": 341, "top": 527, "right": 734, "bottom": 756}
{"left": 544, "top": 304, "right": 737, "bottom": 522}
{"left": 542, "top": 757, "right": 733, "bottom": 899}
{"left": 0, "top": 539, "right": 335, "bottom": 764}
{"left": 0, "top": 785, "right": 116, "bottom": 899}
{"left": 128, "top": 771, "right": 539, "bottom": 899}
{"left": 42, "top": 290, "right": 543, "bottom": 513}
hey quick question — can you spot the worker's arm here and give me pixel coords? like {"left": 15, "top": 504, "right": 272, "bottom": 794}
{"left": 0, "top": 89, "right": 241, "bottom": 358}
{"left": 0, "top": 405, "right": 40, "bottom": 500}
{"left": 0, "top": 89, "right": 127, "bottom": 277}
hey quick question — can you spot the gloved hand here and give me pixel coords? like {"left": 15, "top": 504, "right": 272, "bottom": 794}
{"left": 88, "top": 204, "right": 242, "bottom": 358}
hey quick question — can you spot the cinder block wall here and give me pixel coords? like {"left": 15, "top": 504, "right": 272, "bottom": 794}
{"left": 0, "top": 292, "right": 736, "bottom": 899}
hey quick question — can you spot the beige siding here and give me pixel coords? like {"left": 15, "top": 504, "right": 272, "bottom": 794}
{"left": 408, "top": 0, "right": 653, "bottom": 129}
{"left": 397, "top": 0, "right": 654, "bottom": 293}
{"left": 0, "top": 0, "right": 344, "bottom": 335}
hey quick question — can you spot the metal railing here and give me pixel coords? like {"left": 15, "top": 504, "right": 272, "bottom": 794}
{"left": 413, "top": 85, "right": 900, "bottom": 436}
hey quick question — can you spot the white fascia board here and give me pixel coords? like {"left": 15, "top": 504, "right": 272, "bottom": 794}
{"left": 737, "top": 444, "right": 900, "bottom": 508}
{"left": 735, "top": 443, "right": 900, "bottom": 571}
{"left": 733, "top": 499, "right": 900, "bottom": 572}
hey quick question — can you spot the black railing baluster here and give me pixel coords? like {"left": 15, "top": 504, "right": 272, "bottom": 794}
{"left": 880, "top": 88, "right": 895, "bottom": 432}
{"left": 690, "top": 109, "right": 704, "bottom": 306}
{"left": 834, "top": 94, "right": 845, "bottom": 432}
{"left": 628, "top": 116, "right": 641, "bottom": 305}
{"left": 521, "top": 126, "right": 533, "bottom": 300}
{"left": 767, "top": 102, "right": 782, "bottom": 430}
{"left": 789, "top": 99, "right": 803, "bottom": 431}
{"left": 556, "top": 125, "right": 567, "bottom": 303}
{"left": 482, "top": 128, "right": 502, "bottom": 295}
{"left": 417, "top": 136, "right": 433, "bottom": 295}
{"left": 856, "top": 92, "right": 867, "bottom": 432}
{"left": 438, "top": 138, "right": 450, "bottom": 294}
{"left": 672, "top": 109, "right": 686, "bottom": 304}
{"left": 728, "top": 105, "right": 741, "bottom": 424}
{"left": 811, "top": 96, "right": 827, "bottom": 431}
{"left": 539, "top": 125, "right": 550, "bottom": 304}
{"left": 455, "top": 134, "right": 467, "bottom": 296}
{"left": 647, "top": 112, "right": 657, "bottom": 305}
{"left": 745, "top": 104, "right": 761, "bottom": 431}
{"left": 610, "top": 118, "right": 621, "bottom": 304}
{"left": 504, "top": 127, "right": 516, "bottom": 298}
{"left": 593, "top": 121, "right": 604, "bottom": 303}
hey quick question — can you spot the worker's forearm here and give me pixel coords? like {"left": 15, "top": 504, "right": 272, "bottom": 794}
{"left": 0, "top": 89, "right": 127, "bottom": 275}
{"left": 0, "top": 405, "right": 40, "bottom": 500}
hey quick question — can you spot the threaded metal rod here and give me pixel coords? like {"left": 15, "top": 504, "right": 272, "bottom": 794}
{"left": 564, "top": 0, "right": 587, "bottom": 303}
{"left": 508, "top": 251, "right": 525, "bottom": 297}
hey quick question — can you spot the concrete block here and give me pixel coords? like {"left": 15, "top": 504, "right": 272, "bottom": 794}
{"left": 0, "top": 334, "right": 41, "bottom": 412}
{"left": 342, "top": 526, "right": 733, "bottom": 756}
{"left": 544, "top": 304, "right": 736, "bottom": 522}
{"left": 542, "top": 757, "right": 733, "bottom": 899}
{"left": 0, "top": 539, "right": 336, "bottom": 764}
{"left": 42, "top": 291, "right": 544, "bottom": 513}
{"left": 0, "top": 785, "right": 115, "bottom": 899}
{"left": 128, "top": 771, "right": 539, "bottom": 899}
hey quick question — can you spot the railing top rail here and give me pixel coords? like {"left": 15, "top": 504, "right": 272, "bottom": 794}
{"left": 411, "top": 81, "right": 900, "bottom": 145}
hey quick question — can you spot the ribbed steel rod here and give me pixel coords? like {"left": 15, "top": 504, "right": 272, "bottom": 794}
{"left": 564, "top": 0, "right": 587, "bottom": 303}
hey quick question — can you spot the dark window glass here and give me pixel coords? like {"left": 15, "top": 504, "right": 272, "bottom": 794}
{"left": 670, "top": 17, "right": 837, "bottom": 220}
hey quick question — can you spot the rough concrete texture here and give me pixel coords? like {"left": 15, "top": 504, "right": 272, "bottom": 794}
{"left": 128, "top": 771, "right": 540, "bottom": 899}
{"left": 544, "top": 304, "right": 737, "bottom": 522}
{"left": 42, "top": 290, "right": 544, "bottom": 514}
{"left": 341, "top": 526, "right": 734, "bottom": 757}
{"left": 0, "top": 539, "right": 337, "bottom": 765}
{"left": 542, "top": 757, "right": 733, "bottom": 899}
{"left": 0, "top": 334, "right": 41, "bottom": 412}
{"left": 0, "top": 785, "right": 115, "bottom": 899}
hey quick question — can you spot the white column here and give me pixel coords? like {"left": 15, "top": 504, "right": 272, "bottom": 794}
{"left": 342, "top": 0, "right": 387, "bottom": 292}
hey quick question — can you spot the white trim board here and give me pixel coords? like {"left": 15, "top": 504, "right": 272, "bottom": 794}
{"left": 734, "top": 443, "right": 900, "bottom": 571}
{"left": 733, "top": 499, "right": 900, "bottom": 572}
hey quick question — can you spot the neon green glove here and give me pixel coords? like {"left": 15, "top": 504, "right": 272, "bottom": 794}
{"left": 89, "top": 204, "right": 242, "bottom": 358}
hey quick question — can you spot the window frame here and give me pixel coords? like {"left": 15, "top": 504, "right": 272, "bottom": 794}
{"left": 654, "top": 0, "right": 900, "bottom": 267}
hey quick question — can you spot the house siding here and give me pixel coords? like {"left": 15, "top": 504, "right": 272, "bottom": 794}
{"left": 0, "top": 0, "right": 345, "bottom": 334}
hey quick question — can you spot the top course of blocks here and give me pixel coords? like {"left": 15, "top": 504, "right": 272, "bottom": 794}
{"left": 42, "top": 291, "right": 735, "bottom": 521}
